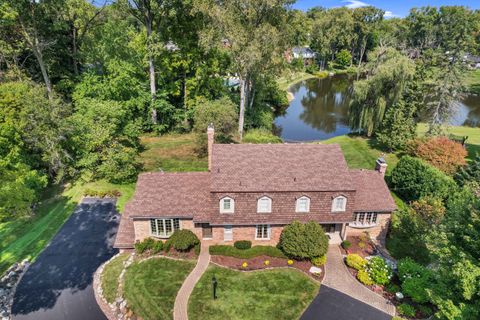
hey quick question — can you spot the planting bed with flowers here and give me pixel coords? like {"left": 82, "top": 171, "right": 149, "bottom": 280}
{"left": 344, "top": 252, "right": 435, "bottom": 319}
{"left": 341, "top": 233, "right": 376, "bottom": 257}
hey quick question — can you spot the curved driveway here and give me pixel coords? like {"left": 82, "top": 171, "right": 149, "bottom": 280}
{"left": 11, "top": 198, "right": 119, "bottom": 320}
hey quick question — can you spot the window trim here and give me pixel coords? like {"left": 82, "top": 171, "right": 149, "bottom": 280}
{"left": 220, "top": 196, "right": 235, "bottom": 214}
{"left": 255, "top": 224, "right": 271, "bottom": 240}
{"left": 295, "top": 196, "right": 310, "bottom": 213}
{"left": 257, "top": 196, "right": 272, "bottom": 213}
{"left": 351, "top": 212, "right": 379, "bottom": 227}
{"left": 150, "top": 218, "right": 180, "bottom": 238}
{"left": 331, "top": 196, "right": 347, "bottom": 212}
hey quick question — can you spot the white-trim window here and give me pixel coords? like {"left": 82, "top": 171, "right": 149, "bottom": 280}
{"left": 256, "top": 224, "right": 270, "bottom": 240}
{"left": 354, "top": 212, "right": 378, "bottom": 226}
{"left": 257, "top": 196, "right": 272, "bottom": 213}
{"left": 224, "top": 225, "right": 233, "bottom": 241}
{"left": 296, "top": 196, "right": 310, "bottom": 213}
{"left": 150, "top": 218, "right": 180, "bottom": 238}
{"left": 220, "top": 197, "right": 234, "bottom": 213}
{"left": 332, "top": 196, "right": 347, "bottom": 212}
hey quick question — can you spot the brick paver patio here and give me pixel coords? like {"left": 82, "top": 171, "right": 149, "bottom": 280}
{"left": 173, "top": 243, "right": 211, "bottom": 320}
{"left": 323, "top": 245, "right": 396, "bottom": 316}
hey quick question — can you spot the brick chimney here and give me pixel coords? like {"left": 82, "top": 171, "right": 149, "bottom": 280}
{"left": 207, "top": 124, "right": 214, "bottom": 171}
{"left": 375, "top": 156, "right": 387, "bottom": 177}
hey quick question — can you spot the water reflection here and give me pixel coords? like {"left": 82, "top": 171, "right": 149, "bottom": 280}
{"left": 275, "top": 75, "right": 480, "bottom": 142}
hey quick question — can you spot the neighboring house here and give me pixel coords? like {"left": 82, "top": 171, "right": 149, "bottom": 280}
{"left": 464, "top": 53, "right": 480, "bottom": 69}
{"left": 285, "top": 46, "right": 316, "bottom": 66}
{"left": 114, "top": 126, "right": 396, "bottom": 250}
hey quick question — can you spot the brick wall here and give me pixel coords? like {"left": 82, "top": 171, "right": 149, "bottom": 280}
{"left": 345, "top": 213, "right": 391, "bottom": 241}
{"left": 209, "top": 191, "right": 356, "bottom": 225}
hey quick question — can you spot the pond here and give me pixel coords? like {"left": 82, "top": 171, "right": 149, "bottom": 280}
{"left": 274, "top": 75, "right": 480, "bottom": 142}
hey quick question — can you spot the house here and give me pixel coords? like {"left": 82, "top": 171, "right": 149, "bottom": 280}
{"left": 285, "top": 46, "right": 316, "bottom": 66}
{"left": 114, "top": 126, "right": 396, "bottom": 250}
{"left": 463, "top": 53, "right": 480, "bottom": 69}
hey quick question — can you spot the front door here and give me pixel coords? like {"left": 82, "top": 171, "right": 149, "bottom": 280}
{"left": 202, "top": 223, "right": 213, "bottom": 239}
{"left": 322, "top": 224, "right": 336, "bottom": 233}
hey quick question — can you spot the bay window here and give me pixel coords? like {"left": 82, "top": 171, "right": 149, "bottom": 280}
{"left": 150, "top": 218, "right": 180, "bottom": 238}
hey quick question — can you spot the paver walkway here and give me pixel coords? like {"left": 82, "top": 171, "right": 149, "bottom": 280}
{"left": 323, "top": 245, "right": 395, "bottom": 316}
{"left": 173, "top": 243, "right": 211, "bottom": 320}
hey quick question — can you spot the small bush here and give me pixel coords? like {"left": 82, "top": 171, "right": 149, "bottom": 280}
{"left": 83, "top": 188, "right": 122, "bottom": 198}
{"left": 385, "top": 283, "right": 401, "bottom": 294}
{"left": 242, "top": 128, "right": 282, "bottom": 144}
{"left": 358, "top": 241, "right": 366, "bottom": 249}
{"left": 194, "top": 243, "right": 201, "bottom": 255}
{"left": 365, "top": 256, "right": 392, "bottom": 285}
{"left": 278, "top": 221, "right": 329, "bottom": 260}
{"left": 167, "top": 230, "right": 200, "bottom": 251}
{"left": 151, "top": 240, "right": 163, "bottom": 254}
{"left": 209, "top": 245, "right": 286, "bottom": 259}
{"left": 397, "top": 258, "right": 433, "bottom": 303}
{"left": 234, "top": 240, "right": 252, "bottom": 250}
{"left": 397, "top": 303, "right": 416, "bottom": 318}
{"left": 134, "top": 237, "right": 155, "bottom": 254}
{"left": 341, "top": 240, "right": 351, "bottom": 249}
{"left": 357, "top": 269, "right": 373, "bottom": 285}
{"left": 417, "top": 305, "right": 433, "bottom": 317}
{"left": 311, "top": 255, "right": 327, "bottom": 267}
{"left": 346, "top": 254, "right": 367, "bottom": 270}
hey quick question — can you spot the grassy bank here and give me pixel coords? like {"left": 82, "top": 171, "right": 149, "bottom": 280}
{"left": 465, "top": 69, "right": 480, "bottom": 95}
{"left": 277, "top": 71, "right": 317, "bottom": 91}
{"left": 189, "top": 266, "right": 319, "bottom": 320}
{"left": 101, "top": 253, "right": 130, "bottom": 303}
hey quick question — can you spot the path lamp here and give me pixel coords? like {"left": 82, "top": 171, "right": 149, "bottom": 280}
{"left": 212, "top": 275, "right": 217, "bottom": 300}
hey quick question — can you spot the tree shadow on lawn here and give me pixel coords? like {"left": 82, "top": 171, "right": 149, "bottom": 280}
{"left": 11, "top": 199, "right": 119, "bottom": 316}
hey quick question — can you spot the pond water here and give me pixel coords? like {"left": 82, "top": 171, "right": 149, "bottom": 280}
{"left": 274, "top": 75, "right": 480, "bottom": 142}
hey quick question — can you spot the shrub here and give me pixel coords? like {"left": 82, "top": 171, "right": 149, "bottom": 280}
{"left": 341, "top": 240, "right": 351, "bottom": 249}
{"left": 397, "top": 303, "right": 416, "bottom": 318}
{"left": 287, "top": 260, "right": 294, "bottom": 265}
{"left": 385, "top": 282, "right": 401, "bottom": 294}
{"left": 335, "top": 49, "right": 352, "bottom": 68}
{"left": 346, "top": 254, "right": 367, "bottom": 271}
{"left": 242, "top": 129, "right": 282, "bottom": 144}
{"left": 417, "top": 305, "right": 433, "bottom": 317}
{"left": 358, "top": 241, "right": 366, "bottom": 249}
{"left": 152, "top": 240, "right": 164, "bottom": 254}
{"left": 389, "top": 156, "right": 457, "bottom": 201}
{"left": 278, "top": 221, "right": 329, "bottom": 260}
{"left": 357, "top": 269, "right": 373, "bottom": 285}
{"left": 234, "top": 240, "right": 252, "bottom": 250}
{"left": 134, "top": 237, "right": 155, "bottom": 254}
{"left": 167, "top": 230, "right": 200, "bottom": 251}
{"left": 242, "top": 262, "right": 248, "bottom": 268}
{"left": 397, "top": 258, "right": 433, "bottom": 304}
{"left": 306, "top": 63, "right": 319, "bottom": 74}
{"left": 311, "top": 255, "right": 327, "bottom": 267}
{"left": 365, "top": 256, "right": 392, "bottom": 285}
{"left": 264, "top": 260, "right": 270, "bottom": 266}
{"left": 410, "top": 137, "right": 467, "bottom": 175}
{"left": 410, "top": 196, "right": 446, "bottom": 225}
{"left": 209, "top": 245, "right": 286, "bottom": 259}
{"left": 194, "top": 243, "right": 201, "bottom": 255}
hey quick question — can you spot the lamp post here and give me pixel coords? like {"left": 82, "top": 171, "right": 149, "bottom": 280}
{"left": 211, "top": 275, "right": 217, "bottom": 300}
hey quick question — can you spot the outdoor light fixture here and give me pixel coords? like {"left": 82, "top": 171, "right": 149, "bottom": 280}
{"left": 212, "top": 275, "right": 218, "bottom": 300}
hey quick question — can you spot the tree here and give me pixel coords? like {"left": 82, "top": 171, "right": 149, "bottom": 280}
{"left": 410, "top": 137, "right": 467, "bottom": 175}
{"left": 455, "top": 155, "right": 480, "bottom": 196}
{"left": 196, "top": 0, "right": 291, "bottom": 139}
{"left": 349, "top": 47, "right": 415, "bottom": 136}
{"left": 376, "top": 100, "right": 416, "bottom": 151}
{"left": 335, "top": 49, "right": 352, "bottom": 68}
{"left": 278, "top": 221, "right": 329, "bottom": 260}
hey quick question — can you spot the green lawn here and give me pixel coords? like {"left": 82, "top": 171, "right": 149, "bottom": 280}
{"left": 277, "top": 71, "right": 317, "bottom": 91}
{"left": 101, "top": 253, "right": 130, "bottom": 303}
{"left": 188, "top": 265, "right": 319, "bottom": 320}
{"left": 465, "top": 69, "right": 480, "bottom": 95}
{"left": 124, "top": 257, "right": 195, "bottom": 320}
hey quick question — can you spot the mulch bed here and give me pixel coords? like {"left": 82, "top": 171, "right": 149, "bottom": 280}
{"left": 341, "top": 235, "right": 376, "bottom": 257}
{"left": 135, "top": 247, "right": 198, "bottom": 260}
{"left": 210, "top": 255, "right": 324, "bottom": 282}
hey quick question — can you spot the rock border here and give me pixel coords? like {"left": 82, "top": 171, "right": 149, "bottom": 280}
{"left": 0, "top": 259, "right": 30, "bottom": 320}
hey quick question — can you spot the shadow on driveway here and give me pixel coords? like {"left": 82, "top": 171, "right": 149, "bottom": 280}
{"left": 11, "top": 198, "right": 119, "bottom": 320}
{"left": 301, "top": 285, "right": 392, "bottom": 320}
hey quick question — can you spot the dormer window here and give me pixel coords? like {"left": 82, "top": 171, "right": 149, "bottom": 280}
{"left": 257, "top": 196, "right": 272, "bottom": 213}
{"left": 296, "top": 196, "right": 310, "bottom": 213}
{"left": 220, "top": 197, "right": 234, "bottom": 213}
{"left": 332, "top": 196, "right": 347, "bottom": 212}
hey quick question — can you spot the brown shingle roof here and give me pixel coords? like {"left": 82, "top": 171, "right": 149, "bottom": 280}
{"left": 113, "top": 204, "right": 135, "bottom": 248}
{"left": 350, "top": 169, "right": 397, "bottom": 212}
{"left": 211, "top": 144, "right": 354, "bottom": 192}
{"left": 126, "top": 172, "right": 211, "bottom": 219}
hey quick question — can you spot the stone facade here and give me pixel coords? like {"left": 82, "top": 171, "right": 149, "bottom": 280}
{"left": 345, "top": 213, "right": 391, "bottom": 241}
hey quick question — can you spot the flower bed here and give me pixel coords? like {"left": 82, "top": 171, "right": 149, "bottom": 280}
{"left": 210, "top": 254, "right": 324, "bottom": 282}
{"left": 342, "top": 235, "right": 376, "bottom": 257}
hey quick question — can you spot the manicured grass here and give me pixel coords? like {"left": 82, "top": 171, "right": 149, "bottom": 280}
{"left": 188, "top": 265, "right": 319, "bottom": 320}
{"left": 323, "top": 135, "right": 400, "bottom": 172}
{"left": 465, "top": 69, "right": 480, "bottom": 95}
{"left": 417, "top": 123, "right": 480, "bottom": 160}
{"left": 124, "top": 257, "right": 195, "bottom": 320}
{"left": 209, "top": 245, "right": 287, "bottom": 259}
{"left": 277, "top": 71, "right": 317, "bottom": 91}
{"left": 139, "top": 133, "right": 208, "bottom": 172}
{"left": 101, "top": 253, "right": 130, "bottom": 303}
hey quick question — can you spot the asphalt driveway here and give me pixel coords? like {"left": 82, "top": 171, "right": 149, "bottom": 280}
{"left": 11, "top": 198, "right": 120, "bottom": 320}
{"left": 301, "top": 285, "right": 392, "bottom": 320}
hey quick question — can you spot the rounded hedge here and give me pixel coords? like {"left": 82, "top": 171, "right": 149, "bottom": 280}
{"left": 234, "top": 240, "right": 252, "bottom": 250}
{"left": 346, "top": 254, "right": 367, "bottom": 270}
{"left": 134, "top": 237, "right": 156, "bottom": 254}
{"left": 357, "top": 269, "right": 373, "bottom": 285}
{"left": 341, "top": 240, "right": 352, "bottom": 249}
{"left": 166, "top": 230, "right": 200, "bottom": 251}
{"left": 311, "top": 255, "right": 327, "bottom": 267}
{"left": 278, "top": 221, "right": 329, "bottom": 260}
